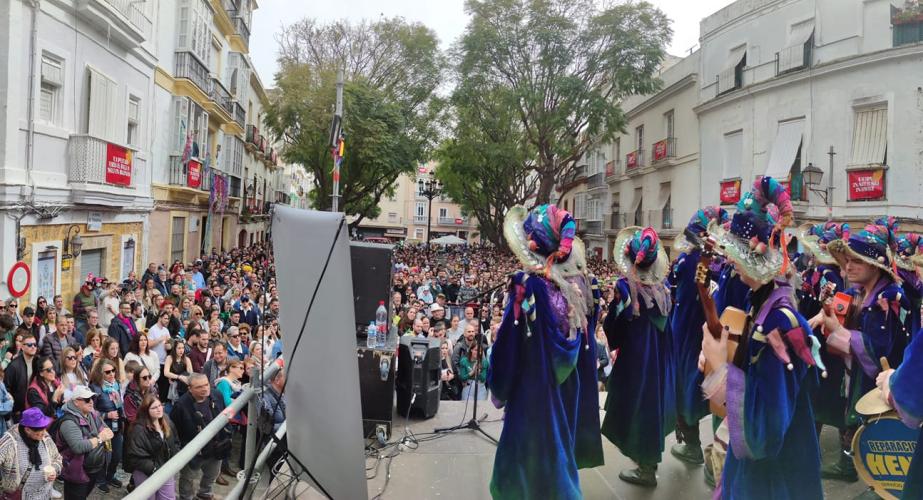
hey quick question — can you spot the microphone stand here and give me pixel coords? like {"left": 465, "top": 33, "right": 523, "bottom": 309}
{"left": 434, "top": 291, "right": 498, "bottom": 445}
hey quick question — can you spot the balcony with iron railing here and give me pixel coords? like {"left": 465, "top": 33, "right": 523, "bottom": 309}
{"left": 414, "top": 215, "right": 429, "bottom": 224}
{"left": 648, "top": 208, "right": 676, "bottom": 232}
{"left": 246, "top": 125, "right": 259, "bottom": 146}
{"left": 607, "top": 212, "right": 627, "bottom": 233}
{"left": 625, "top": 150, "right": 645, "bottom": 172}
{"left": 584, "top": 220, "right": 603, "bottom": 235}
{"left": 210, "top": 77, "right": 233, "bottom": 117}
{"left": 233, "top": 102, "right": 246, "bottom": 128}
{"left": 587, "top": 172, "right": 606, "bottom": 189}
{"left": 651, "top": 137, "right": 677, "bottom": 164}
{"left": 175, "top": 52, "right": 211, "bottom": 96}
{"left": 168, "top": 155, "right": 211, "bottom": 192}
{"left": 67, "top": 134, "right": 144, "bottom": 193}
{"left": 78, "top": 0, "right": 152, "bottom": 47}
{"left": 232, "top": 16, "right": 251, "bottom": 45}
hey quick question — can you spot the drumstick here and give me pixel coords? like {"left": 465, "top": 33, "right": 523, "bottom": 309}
{"left": 880, "top": 357, "right": 891, "bottom": 371}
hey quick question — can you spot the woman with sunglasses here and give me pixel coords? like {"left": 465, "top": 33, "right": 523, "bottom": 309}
{"left": 123, "top": 367, "right": 156, "bottom": 424}
{"left": 123, "top": 395, "right": 179, "bottom": 500}
{"left": 27, "top": 356, "right": 63, "bottom": 420}
{"left": 59, "top": 347, "right": 88, "bottom": 404}
{"left": 0, "top": 407, "right": 62, "bottom": 499}
{"left": 89, "top": 359, "right": 124, "bottom": 493}
{"left": 35, "top": 296, "right": 49, "bottom": 322}
{"left": 96, "top": 338, "right": 125, "bottom": 384}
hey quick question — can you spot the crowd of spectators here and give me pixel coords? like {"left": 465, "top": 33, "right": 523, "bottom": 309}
{"left": 0, "top": 243, "right": 285, "bottom": 500}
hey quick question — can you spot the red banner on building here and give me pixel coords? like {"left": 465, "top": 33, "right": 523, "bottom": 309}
{"left": 720, "top": 179, "right": 741, "bottom": 204}
{"left": 848, "top": 169, "right": 886, "bottom": 201}
{"left": 605, "top": 160, "right": 615, "bottom": 177}
{"left": 105, "top": 143, "right": 132, "bottom": 186}
{"left": 626, "top": 151, "right": 638, "bottom": 170}
{"left": 455, "top": 218, "right": 463, "bottom": 225}
{"left": 187, "top": 159, "right": 202, "bottom": 188}
{"left": 653, "top": 140, "right": 667, "bottom": 161}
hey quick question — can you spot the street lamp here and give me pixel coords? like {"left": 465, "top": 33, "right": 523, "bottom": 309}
{"left": 419, "top": 173, "right": 442, "bottom": 244}
{"left": 803, "top": 146, "right": 836, "bottom": 221}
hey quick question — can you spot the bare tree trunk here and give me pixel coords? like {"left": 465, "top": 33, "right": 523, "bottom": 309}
{"left": 535, "top": 170, "right": 556, "bottom": 205}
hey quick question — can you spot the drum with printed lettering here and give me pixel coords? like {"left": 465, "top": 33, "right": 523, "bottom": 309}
{"left": 852, "top": 413, "right": 919, "bottom": 500}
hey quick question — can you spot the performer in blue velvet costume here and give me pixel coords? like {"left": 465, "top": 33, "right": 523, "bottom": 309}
{"left": 823, "top": 217, "right": 911, "bottom": 481}
{"left": 600, "top": 226, "right": 674, "bottom": 487}
{"left": 700, "top": 177, "right": 825, "bottom": 499}
{"left": 797, "top": 222, "right": 850, "bottom": 432}
{"left": 896, "top": 233, "right": 923, "bottom": 340}
{"left": 878, "top": 246, "right": 923, "bottom": 499}
{"left": 668, "top": 207, "right": 729, "bottom": 465}
{"left": 488, "top": 204, "right": 603, "bottom": 500}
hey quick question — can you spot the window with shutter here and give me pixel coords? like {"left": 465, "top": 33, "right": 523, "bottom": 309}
{"left": 127, "top": 95, "right": 141, "bottom": 147}
{"left": 172, "top": 96, "right": 190, "bottom": 153}
{"left": 87, "top": 67, "right": 118, "bottom": 140}
{"left": 40, "top": 84, "right": 55, "bottom": 122}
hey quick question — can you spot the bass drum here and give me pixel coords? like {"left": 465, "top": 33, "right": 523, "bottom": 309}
{"left": 852, "top": 413, "right": 919, "bottom": 500}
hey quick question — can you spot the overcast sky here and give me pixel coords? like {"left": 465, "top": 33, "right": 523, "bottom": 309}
{"left": 250, "top": 0, "right": 737, "bottom": 86}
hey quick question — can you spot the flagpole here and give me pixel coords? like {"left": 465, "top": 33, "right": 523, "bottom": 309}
{"left": 331, "top": 68, "right": 344, "bottom": 212}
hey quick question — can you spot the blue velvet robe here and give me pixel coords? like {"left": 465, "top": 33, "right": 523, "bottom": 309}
{"left": 844, "top": 279, "right": 911, "bottom": 427}
{"left": 600, "top": 278, "right": 675, "bottom": 465}
{"left": 890, "top": 326, "right": 923, "bottom": 499}
{"left": 488, "top": 272, "right": 584, "bottom": 500}
{"left": 669, "top": 250, "right": 710, "bottom": 427}
{"left": 715, "top": 264, "right": 751, "bottom": 314}
{"left": 898, "top": 268, "right": 922, "bottom": 341}
{"left": 720, "top": 284, "right": 823, "bottom": 499}
{"left": 798, "top": 265, "right": 848, "bottom": 428}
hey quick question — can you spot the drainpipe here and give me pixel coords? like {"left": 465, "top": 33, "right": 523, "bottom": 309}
{"left": 25, "top": 0, "right": 40, "bottom": 201}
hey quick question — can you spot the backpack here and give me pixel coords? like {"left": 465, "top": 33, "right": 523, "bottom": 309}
{"left": 51, "top": 411, "right": 108, "bottom": 482}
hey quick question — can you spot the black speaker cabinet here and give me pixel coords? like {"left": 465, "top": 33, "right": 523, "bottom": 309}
{"left": 349, "top": 242, "right": 394, "bottom": 332}
{"left": 357, "top": 344, "right": 395, "bottom": 441}
{"left": 396, "top": 336, "right": 441, "bottom": 419}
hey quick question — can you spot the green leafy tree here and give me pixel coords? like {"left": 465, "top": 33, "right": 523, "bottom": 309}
{"left": 458, "top": 0, "right": 672, "bottom": 203}
{"left": 265, "top": 17, "right": 445, "bottom": 225}
{"left": 436, "top": 79, "right": 537, "bottom": 246}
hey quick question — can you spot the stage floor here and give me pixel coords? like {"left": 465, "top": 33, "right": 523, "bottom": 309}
{"left": 284, "top": 394, "right": 871, "bottom": 500}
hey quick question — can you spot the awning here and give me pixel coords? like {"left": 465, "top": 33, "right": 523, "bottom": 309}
{"left": 727, "top": 44, "right": 747, "bottom": 68}
{"left": 850, "top": 108, "right": 888, "bottom": 165}
{"left": 765, "top": 119, "right": 804, "bottom": 180}
{"left": 788, "top": 21, "right": 815, "bottom": 46}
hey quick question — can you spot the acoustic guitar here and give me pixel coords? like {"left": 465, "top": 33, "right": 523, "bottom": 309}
{"left": 694, "top": 233, "right": 745, "bottom": 418}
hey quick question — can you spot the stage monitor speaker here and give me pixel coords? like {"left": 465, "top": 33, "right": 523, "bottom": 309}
{"left": 350, "top": 242, "right": 394, "bottom": 331}
{"left": 396, "top": 336, "right": 441, "bottom": 419}
{"left": 357, "top": 344, "right": 396, "bottom": 441}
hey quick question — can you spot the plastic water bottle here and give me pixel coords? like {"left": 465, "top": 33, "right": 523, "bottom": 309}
{"left": 376, "top": 301, "right": 388, "bottom": 348}
{"left": 367, "top": 321, "right": 377, "bottom": 349}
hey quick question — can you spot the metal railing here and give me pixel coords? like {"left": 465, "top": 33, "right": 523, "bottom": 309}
{"left": 210, "top": 77, "right": 233, "bottom": 116}
{"left": 175, "top": 52, "right": 211, "bottom": 95}
{"left": 233, "top": 101, "right": 246, "bottom": 128}
{"left": 68, "top": 134, "right": 138, "bottom": 188}
{"left": 648, "top": 208, "right": 675, "bottom": 230}
{"left": 414, "top": 215, "right": 428, "bottom": 224}
{"left": 584, "top": 220, "right": 603, "bottom": 235}
{"left": 232, "top": 16, "right": 251, "bottom": 45}
{"left": 125, "top": 360, "right": 283, "bottom": 500}
{"left": 626, "top": 150, "right": 645, "bottom": 171}
{"left": 651, "top": 137, "right": 676, "bottom": 162}
{"left": 608, "top": 212, "right": 625, "bottom": 231}
{"left": 168, "top": 155, "right": 212, "bottom": 192}
{"left": 102, "top": 0, "right": 152, "bottom": 39}
{"left": 587, "top": 172, "right": 605, "bottom": 189}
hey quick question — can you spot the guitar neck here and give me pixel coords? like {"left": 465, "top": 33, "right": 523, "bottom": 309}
{"left": 696, "top": 277, "right": 723, "bottom": 340}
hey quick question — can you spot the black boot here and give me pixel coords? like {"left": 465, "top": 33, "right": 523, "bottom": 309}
{"left": 618, "top": 463, "right": 657, "bottom": 487}
{"left": 671, "top": 442, "right": 705, "bottom": 465}
{"left": 820, "top": 451, "right": 858, "bottom": 482}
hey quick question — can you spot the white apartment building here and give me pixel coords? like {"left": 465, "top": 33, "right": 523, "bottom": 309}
{"left": 697, "top": 0, "right": 923, "bottom": 227}
{"left": 597, "top": 52, "right": 702, "bottom": 258}
{"left": 0, "top": 0, "right": 156, "bottom": 304}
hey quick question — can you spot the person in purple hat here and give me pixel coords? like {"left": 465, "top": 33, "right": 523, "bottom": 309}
{"left": 0, "top": 407, "right": 62, "bottom": 499}
{"left": 820, "top": 217, "right": 911, "bottom": 482}
{"left": 701, "top": 176, "right": 824, "bottom": 499}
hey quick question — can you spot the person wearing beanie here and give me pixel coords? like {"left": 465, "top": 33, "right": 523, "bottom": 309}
{"left": 601, "top": 226, "right": 674, "bottom": 487}
{"left": 819, "top": 217, "right": 911, "bottom": 482}
{"left": 668, "top": 207, "right": 729, "bottom": 466}
{"left": 488, "top": 204, "right": 602, "bottom": 499}
{"left": 895, "top": 232, "right": 923, "bottom": 339}
{"left": 700, "top": 176, "right": 824, "bottom": 499}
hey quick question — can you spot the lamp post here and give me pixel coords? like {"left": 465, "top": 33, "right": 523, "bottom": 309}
{"left": 419, "top": 173, "right": 442, "bottom": 244}
{"left": 803, "top": 146, "right": 836, "bottom": 222}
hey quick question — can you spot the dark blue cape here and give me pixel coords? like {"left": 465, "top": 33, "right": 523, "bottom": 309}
{"left": 600, "top": 278, "right": 675, "bottom": 465}
{"left": 720, "top": 284, "right": 823, "bottom": 499}
{"left": 669, "top": 250, "right": 710, "bottom": 426}
{"left": 891, "top": 326, "right": 923, "bottom": 499}
{"left": 488, "top": 272, "right": 586, "bottom": 500}
{"left": 715, "top": 265, "right": 751, "bottom": 314}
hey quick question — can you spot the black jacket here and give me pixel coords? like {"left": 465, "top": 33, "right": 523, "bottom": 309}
{"left": 107, "top": 317, "right": 137, "bottom": 357}
{"left": 169, "top": 389, "right": 228, "bottom": 459}
{"left": 3, "top": 355, "right": 37, "bottom": 416}
{"left": 123, "top": 417, "right": 181, "bottom": 475}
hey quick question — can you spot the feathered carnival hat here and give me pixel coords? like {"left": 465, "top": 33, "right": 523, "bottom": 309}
{"left": 708, "top": 176, "right": 794, "bottom": 284}
{"left": 674, "top": 206, "right": 730, "bottom": 254}
{"left": 797, "top": 222, "right": 850, "bottom": 266}
{"left": 504, "top": 204, "right": 585, "bottom": 278}
{"left": 827, "top": 217, "right": 900, "bottom": 281}
{"left": 895, "top": 233, "right": 923, "bottom": 271}
{"left": 614, "top": 226, "right": 669, "bottom": 285}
